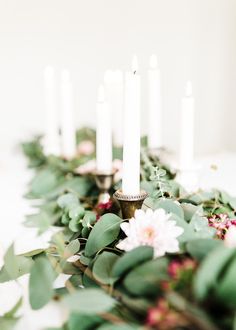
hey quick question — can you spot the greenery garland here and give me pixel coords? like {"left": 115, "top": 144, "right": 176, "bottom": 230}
{"left": 1, "top": 128, "right": 236, "bottom": 330}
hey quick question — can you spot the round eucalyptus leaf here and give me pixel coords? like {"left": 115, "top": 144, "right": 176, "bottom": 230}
{"left": 112, "top": 246, "right": 153, "bottom": 278}
{"left": 29, "top": 255, "right": 57, "bottom": 310}
{"left": 93, "top": 251, "right": 119, "bottom": 285}
{"left": 85, "top": 214, "right": 122, "bottom": 257}
{"left": 57, "top": 193, "right": 78, "bottom": 209}
{"left": 194, "top": 246, "right": 236, "bottom": 300}
{"left": 123, "top": 258, "right": 168, "bottom": 296}
{"left": 62, "top": 288, "right": 116, "bottom": 314}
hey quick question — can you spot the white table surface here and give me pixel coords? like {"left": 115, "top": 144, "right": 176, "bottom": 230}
{"left": 0, "top": 145, "right": 236, "bottom": 330}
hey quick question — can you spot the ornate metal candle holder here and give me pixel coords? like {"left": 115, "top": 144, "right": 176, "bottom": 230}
{"left": 93, "top": 171, "right": 115, "bottom": 204}
{"left": 114, "top": 189, "right": 148, "bottom": 219}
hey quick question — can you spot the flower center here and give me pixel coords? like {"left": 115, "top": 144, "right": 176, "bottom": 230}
{"left": 142, "top": 226, "right": 156, "bottom": 244}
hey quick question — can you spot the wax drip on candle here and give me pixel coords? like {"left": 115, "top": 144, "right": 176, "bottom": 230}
{"left": 149, "top": 54, "right": 158, "bottom": 69}
{"left": 185, "top": 81, "right": 193, "bottom": 97}
{"left": 132, "top": 55, "right": 138, "bottom": 74}
{"left": 98, "top": 84, "right": 105, "bottom": 103}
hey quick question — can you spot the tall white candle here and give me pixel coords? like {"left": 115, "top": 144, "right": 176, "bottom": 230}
{"left": 122, "top": 56, "right": 141, "bottom": 195}
{"left": 148, "top": 54, "right": 162, "bottom": 149}
{"left": 179, "top": 81, "right": 195, "bottom": 169}
{"left": 96, "top": 85, "right": 113, "bottom": 173}
{"left": 60, "top": 69, "right": 77, "bottom": 159}
{"left": 104, "top": 70, "right": 124, "bottom": 146}
{"left": 43, "top": 66, "right": 60, "bottom": 155}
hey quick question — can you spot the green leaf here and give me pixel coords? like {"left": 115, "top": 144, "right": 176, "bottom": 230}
{"left": 57, "top": 193, "right": 78, "bottom": 209}
{"left": 61, "top": 261, "right": 83, "bottom": 275}
{"left": 97, "top": 325, "right": 141, "bottom": 330}
{"left": 65, "top": 176, "right": 94, "bottom": 197}
{"left": 217, "top": 256, "right": 236, "bottom": 307}
{"left": 69, "top": 219, "right": 82, "bottom": 233}
{"left": 85, "top": 214, "right": 123, "bottom": 257}
{"left": 79, "top": 254, "right": 91, "bottom": 266}
{"left": 186, "top": 239, "right": 221, "bottom": 261}
{"left": 62, "top": 288, "right": 116, "bottom": 314}
{"left": 124, "top": 258, "right": 168, "bottom": 296}
{"left": 0, "top": 244, "right": 33, "bottom": 282}
{"left": 24, "top": 212, "right": 56, "bottom": 234}
{"left": 181, "top": 203, "right": 203, "bottom": 222}
{"left": 30, "top": 169, "right": 60, "bottom": 197}
{"left": 93, "top": 252, "right": 119, "bottom": 285}
{"left": 154, "top": 199, "right": 184, "bottom": 218}
{"left": 63, "top": 240, "right": 80, "bottom": 260}
{"left": 189, "top": 215, "right": 216, "bottom": 239}
{"left": 68, "top": 313, "right": 103, "bottom": 330}
{"left": 0, "top": 318, "right": 20, "bottom": 330}
{"left": 66, "top": 274, "right": 83, "bottom": 288}
{"left": 82, "top": 211, "right": 97, "bottom": 228}
{"left": 29, "top": 255, "right": 57, "bottom": 309}
{"left": 194, "top": 246, "right": 235, "bottom": 300}
{"left": 20, "top": 249, "right": 45, "bottom": 257}
{"left": 69, "top": 205, "right": 85, "bottom": 219}
{"left": 61, "top": 213, "right": 70, "bottom": 225}
{"left": 3, "top": 297, "right": 22, "bottom": 318}
{"left": 112, "top": 246, "right": 153, "bottom": 278}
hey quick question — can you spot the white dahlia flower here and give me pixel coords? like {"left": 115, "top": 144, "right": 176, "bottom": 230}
{"left": 117, "top": 208, "right": 184, "bottom": 258}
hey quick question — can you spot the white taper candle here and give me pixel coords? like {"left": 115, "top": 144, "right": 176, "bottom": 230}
{"left": 104, "top": 70, "right": 124, "bottom": 146}
{"left": 60, "top": 69, "right": 77, "bottom": 159}
{"left": 96, "top": 85, "right": 113, "bottom": 173}
{"left": 43, "top": 66, "right": 60, "bottom": 155}
{"left": 122, "top": 56, "right": 141, "bottom": 195}
{"left": 148, "top": 54, "right": 162, "bottom": 149}
{"left": 179, "top": 81, "right": 195, "bottom": 170}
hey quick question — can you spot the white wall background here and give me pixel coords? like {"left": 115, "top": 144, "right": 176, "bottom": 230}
{"left": 0, "top": 0, "right": 235, "bottom": 155}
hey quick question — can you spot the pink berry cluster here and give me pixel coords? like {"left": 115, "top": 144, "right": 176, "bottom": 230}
{"left": 208, "top": 214, "right": 236, "bottom": 239}
{"left": 168, "top": 258, "right": 196, "bottom": 280}
{"left": 146, "top": 299, "right": 186, "bottom": 329}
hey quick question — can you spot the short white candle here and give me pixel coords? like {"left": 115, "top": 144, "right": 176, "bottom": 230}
{"left": 179, "top": 81, "right": 195, "bottom": 170}
{"left": 43, "top": 66, "right": 60, "bottom": 156}
{"left": 60, "top": 69, "right": 77, "bottom": 159}
{"left": 96, "top": 85, "right": 113, "bottom": 173}
{"left": 122, "top": 55, "right": 141, "bottom": 195}
{"left": 104, "top": 70, "right": 124, "bottom": 146}
{"left": 148, "top": 54, "right": 162, "bottom": 149}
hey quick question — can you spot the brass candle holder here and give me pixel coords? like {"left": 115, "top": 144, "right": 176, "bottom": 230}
{"left": 93, "top": 170, "right": 115, "bottom": 204}
{"left": 114, "top": 189, "right": 148, "bottom": 219}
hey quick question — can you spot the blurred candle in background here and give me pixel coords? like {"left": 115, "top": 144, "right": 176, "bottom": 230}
{"left": 96, "top": 84, "right": 112, "bottom": 173}
{"left": 148, "top": 54, "right": 162, "bottom": 149}
{"left": 122, "top": 55, "right": 141, "bottom": 195}
{"left": 60, "top": 69, "right": 77, "bottom": 159}
{"left": 179, "top": 81, "right": 195, "bottom": 169}
{"left": 104, "top": 70, "right": 124, "bottom": 146}
{"left": 43, "top": 66, "right": 60, "bottom": 155}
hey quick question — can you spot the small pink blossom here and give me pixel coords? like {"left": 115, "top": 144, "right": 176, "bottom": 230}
{"left": 76, "top": 160, "right": 96, "bottom": 175}
{"left": 208, "top": 214, "right": 236, "bottom": 239}
{"left": 77, "top": 140, "right": 95, "bottom": 156}
{"left": 146, "top": 299, "right": 186, "bottom": 329}
{"left": 168, "top": 258, "right": 196, "bottom": 280}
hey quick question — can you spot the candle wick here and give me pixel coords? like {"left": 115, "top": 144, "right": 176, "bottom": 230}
{"left": 133, "top": 70, "right": 136, "bottom": 75}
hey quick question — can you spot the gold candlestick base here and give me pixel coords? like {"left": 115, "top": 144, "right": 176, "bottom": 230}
{"left": 94, "top": 171, "right": 115, "bottom": 204}
{"left": 114, "top": 189, "right": 148, "bottom": 219}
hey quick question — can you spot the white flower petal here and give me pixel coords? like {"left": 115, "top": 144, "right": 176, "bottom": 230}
{"left": 116, "top": 207, "right": 184, "bottom": 257}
